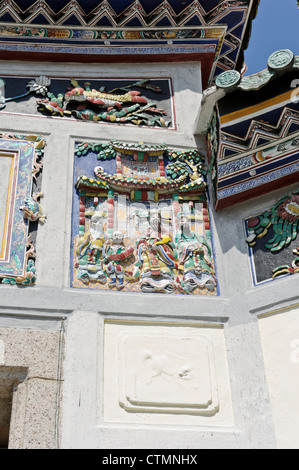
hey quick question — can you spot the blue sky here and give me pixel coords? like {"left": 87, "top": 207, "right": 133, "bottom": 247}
{"left": 244, "top": 0, "right": 299, "bottom": 75}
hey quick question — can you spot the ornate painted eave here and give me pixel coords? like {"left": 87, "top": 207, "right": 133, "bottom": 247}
{"left": 75, "top": 139, "right": 207, "bottom": 198}
{"left": 75, "top": 173, "right": 206, "bottom": 195}
{"left": 207, "top": 50, "right": 299, "bottom": 210}
{"left": 0, "top": 0, "right": 260, "bottom": 86}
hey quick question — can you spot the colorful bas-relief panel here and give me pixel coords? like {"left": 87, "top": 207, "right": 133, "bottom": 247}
{"left": 0, "top": 76, "right": 174, "bottom": 128}
{"left": 71, "top": 140, "right": 218, "bottom": 295}
{"left": 0, "top": 133, "right": 45, "bottom": 286}
{"left": 245, "top": 190, "right": 299, "bottom": 285}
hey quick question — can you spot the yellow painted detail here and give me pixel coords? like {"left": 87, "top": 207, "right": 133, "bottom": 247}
{"left": 220, "top": 90, "right": 295, "bottom": 125}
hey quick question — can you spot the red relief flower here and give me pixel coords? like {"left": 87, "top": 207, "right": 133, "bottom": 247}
{"left": 277, "top": 195, "right": 299, "bottom": 222}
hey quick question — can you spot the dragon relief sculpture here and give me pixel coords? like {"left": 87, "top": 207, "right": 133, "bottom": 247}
{"left": 36, "top": 78, "right": 170, "bottom": 126}
{"left": 0, "top": 76, "right": 171, "bottom": 126}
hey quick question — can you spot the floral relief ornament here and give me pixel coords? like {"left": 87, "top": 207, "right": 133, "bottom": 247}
{"left": 0, "top": 76, "right": 52, "bottom": 110}
{"left": 26, "top": 76, "right": 51, "bottom": 95}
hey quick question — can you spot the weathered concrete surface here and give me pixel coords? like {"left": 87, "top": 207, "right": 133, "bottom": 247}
{"left": 0, "top": 326, "right": 64, "bottom": 449}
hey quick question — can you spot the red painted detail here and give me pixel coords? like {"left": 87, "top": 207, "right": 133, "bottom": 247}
{"left": 88, "top": 98, "right": 105, "bottom": 106}
{"left": 109, "top": 247, "right": 134, "bottom": 261}
{"left": 128, "top": 90, "right": 141, "bottom": 96}
{"left": 130, "top": 96, "right": 147, "bottom": 104}
{"left": 247, "top": 217, "right": 260, "bottom": 228}
{"left": 66, "top": 87, "right": 84, "bottom": 96}
{"left": 141, "top": 191, "right": 148, "bottom": 201}
{"left": 159, "top": 158, "right": 165, "bottom": 177}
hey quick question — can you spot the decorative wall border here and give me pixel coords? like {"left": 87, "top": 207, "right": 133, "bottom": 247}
{"left": 0, "top": 133, "right": 45, "bottom": 286}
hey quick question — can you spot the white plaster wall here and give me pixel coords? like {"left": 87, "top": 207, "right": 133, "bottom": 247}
{"left": 0, "top": 59, "right": 298, "bottom": 448}
{"left": 258, "top": 306, "right": 299, "bottom": 449}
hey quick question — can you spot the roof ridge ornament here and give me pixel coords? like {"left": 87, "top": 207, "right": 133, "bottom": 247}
{"left": 216, "top": 49, "right": 298, "bottom": 92}
{"left": 215, "top": 69, "right": 241, "bottom": 89}
{"left": 267, "top": 49, "right": 295, "bottom": 71}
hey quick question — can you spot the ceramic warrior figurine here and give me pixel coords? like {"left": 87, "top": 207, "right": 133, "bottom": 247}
{"left": 131, "top": 210, "right": 180, "bottom": 294}
{"left": 175, "top": 214, "right": 216, "bottom": 292}
{"left": 75, "top": 210, "right": 107, "bottom": 284}
{"left": 103, "top": 231, "right": 134, "bottom": 289}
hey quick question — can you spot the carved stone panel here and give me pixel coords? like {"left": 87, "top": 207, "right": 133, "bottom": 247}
{"left": 103, "top": 321, "right": 234, "bottom": 427}
{"left": 118, "top": 334, "right": 219, "bottom": 415}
